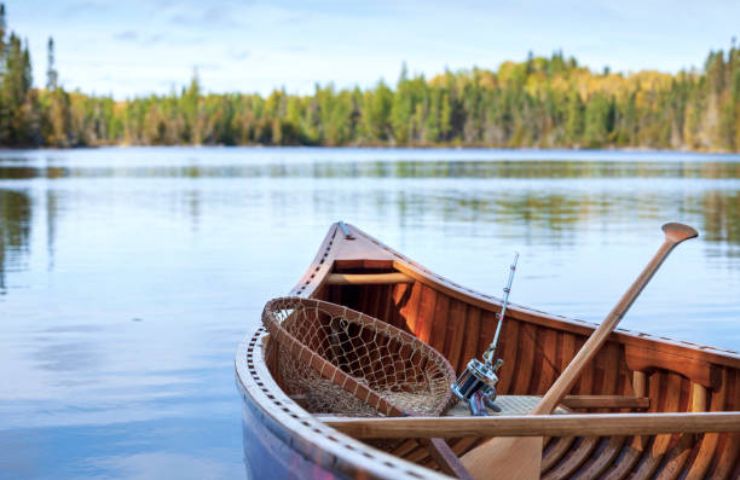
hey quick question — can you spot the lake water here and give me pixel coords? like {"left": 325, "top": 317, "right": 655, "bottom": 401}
{"left": 1, "top": 147, "right": 738, "bottom": 479}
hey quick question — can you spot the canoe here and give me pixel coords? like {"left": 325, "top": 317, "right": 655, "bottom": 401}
{"left": 235, "top": 222, "right": 740, "bottom": 479}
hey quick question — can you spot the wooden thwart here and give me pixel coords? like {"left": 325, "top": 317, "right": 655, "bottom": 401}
{"left": 321, "top": 412, "right": 740, "bottom": 439}
{"left": 326, "top": 272, "right": 413, "bottom": 285}
{"left": 560, "top": 394, "right": 649, "bottom": 409}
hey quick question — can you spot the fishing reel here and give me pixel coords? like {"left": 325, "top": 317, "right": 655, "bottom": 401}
{"left": 451, "top": 358, "right": 503, "bottom": 416}
{"left": 452, "top": 252, "right": 518, "bottom": 416}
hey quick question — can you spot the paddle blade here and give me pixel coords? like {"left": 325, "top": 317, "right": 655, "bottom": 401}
{"left": 662, "top": 222, "right": 698, "bottom": 244}
{"left": 461, "top": 436, "right": 542, "bottom": 480}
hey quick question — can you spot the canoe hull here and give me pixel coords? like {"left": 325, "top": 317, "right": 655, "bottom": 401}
{"left": 235, "top": 222, "right": 740, "bottom": 479}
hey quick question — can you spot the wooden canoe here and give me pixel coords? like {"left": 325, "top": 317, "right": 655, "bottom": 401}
{"left": 235, "top": 222, "right": 740, "bottom": 479}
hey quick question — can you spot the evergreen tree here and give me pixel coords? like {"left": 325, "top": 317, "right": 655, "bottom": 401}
{"left": 46, "top": 37, "right": 58, "bottom": 90}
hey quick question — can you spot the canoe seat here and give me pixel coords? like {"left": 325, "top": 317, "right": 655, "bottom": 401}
{"left": 445, "top": 396, "right": 570, "bottom": 417}
{"left": 444, "top": 395, "right": 649, "bottom": 417}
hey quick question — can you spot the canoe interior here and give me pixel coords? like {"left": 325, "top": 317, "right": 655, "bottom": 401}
{"left": 256, "top": 224, "right": 739, "bottom": 479}
{"left": 264, "top": 256, "right": 740, "bottom": 479}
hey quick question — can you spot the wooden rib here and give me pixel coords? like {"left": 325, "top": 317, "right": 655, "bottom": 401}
{"left": 405, "top": 444, "right": 431, "bottom": 463}
{"left": 570, "top": 436, "right": 627, "bottom": 479}
{"left": 543, "top": 436, "right": 599, "bottom": 480}
{"left": 632, "top": 372, "right": 684, "bottom": 479}
{"left": 326, "top": 272, "right": 413, "bottom": 285}
{"left": 657, "top": 382, "right": 707, "bottom": 480}
{"left": 632, "top": 370, "right": 649, "bottom": 450}
{"left": 711, "top": 431, "right": 739, "bottom": 479}
{"left": 685, "top": 368, "right": 728, "bottom": 479}
{"left": 708, "top": 369, "right": 739, "bottom": 479}
{"left": 633, "top": 370, "right": 647, "bottom": 397}
{"left": 654, "top": 435, "right": 694, "bottom": 480}
{"left": 564, "top": 345, "right": 626, "bottom": 478}
{"left": 444, "top": 299, "right": 468, "bottom": 373}
{"left": 691, "top": 382, "right": 707, "bottom": 412}
{"left": 601, "top": 372, "right": 663, "bottom": 479}
{"left": 450, "top": 437, "right": 480, "bottom": 456}
{"left": 390, "top": 439, "right": 421, "bottom": 457}
{"left": 600, "top": 444, "right": 647, "bottom": 480}
{"left": 541, "top": 437, "right": 576, "bottom": 473}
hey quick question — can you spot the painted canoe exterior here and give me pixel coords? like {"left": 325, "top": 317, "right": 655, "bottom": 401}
{"left": 235, "top": 222, "right": 740, "bottom": 479}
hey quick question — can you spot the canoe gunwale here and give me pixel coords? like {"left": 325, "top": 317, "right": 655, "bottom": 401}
{"left": 310, "top": 222, "right": 740, "bottom": 370}
{"left": 235, "top": 325, "right": 450, "bottom": 480}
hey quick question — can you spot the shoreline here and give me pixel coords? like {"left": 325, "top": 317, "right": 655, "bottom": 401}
{"left": 0, "top": 144, "right": 738, "bottom": 155}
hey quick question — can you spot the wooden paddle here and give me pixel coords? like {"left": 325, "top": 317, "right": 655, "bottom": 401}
{"left": 460, "top": 222, "right": 698, "bottom": 480}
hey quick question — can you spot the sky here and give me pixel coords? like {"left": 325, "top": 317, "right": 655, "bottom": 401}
{"left": 9, "top": 0, "right": 740, "bottom": 98}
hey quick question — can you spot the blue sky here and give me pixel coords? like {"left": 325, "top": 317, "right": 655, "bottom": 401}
{"left": 10, "top": 0, "right": 740, "bottom": 98}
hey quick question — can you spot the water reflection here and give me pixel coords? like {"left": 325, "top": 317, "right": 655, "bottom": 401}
{"left": 0, "top": 147, "right": 738, "bottom": 479}
{"left": 0, "top": 189, "right": 32, "bottom": 292}
{"left": 1, "top": 158, "right": 740, "bottom": 181}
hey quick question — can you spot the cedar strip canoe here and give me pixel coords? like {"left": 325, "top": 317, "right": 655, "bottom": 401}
{"left": 235, "top": 222, "right": 740, "bottom": 479}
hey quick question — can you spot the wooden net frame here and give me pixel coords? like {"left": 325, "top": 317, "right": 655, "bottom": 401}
{"left": 262, "top": 297, "right": 456, "bottom": 417}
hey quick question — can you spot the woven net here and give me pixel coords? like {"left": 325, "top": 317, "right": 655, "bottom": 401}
{"left": 262, "top": 297, "right": 455, "bottom": 417}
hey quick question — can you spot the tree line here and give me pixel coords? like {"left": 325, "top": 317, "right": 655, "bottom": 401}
{"left": 0, "top": 4, "right": 738, "bottom": 151}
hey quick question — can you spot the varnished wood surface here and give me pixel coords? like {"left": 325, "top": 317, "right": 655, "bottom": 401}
{"left": 326, "top": 272, "right": 413, "bottom": 285}
{"left": 238, "top": 222, "right": 740, "bottom": 480}
{"left": 321, "top": 412, "right": 740, "bottom": 439}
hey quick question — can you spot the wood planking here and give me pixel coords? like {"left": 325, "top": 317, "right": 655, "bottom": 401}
{"left": 399, "top": 281, "right": 423, "bottom": 334}
{"left": 497, "top": 319, "right": 520, "bottom": 394}
{"left": 314, "top": 279, "right": 740, "bottom": 479}
{"left": 535, "top": 328, "right": 560, "bottom": 394}
{"left": 513, "top": 322, "right": 537, "bottom": 394}
{"left": 475, "top": 309, "right": 498, "bottom": 366}
{"left": 443, "top": 299, "right": 467, "bottom": 373}
{"left": 460, "top": 306, "right": 482, "bottom": 373}
{"left": 415, "top": 284, "right": 438, "bottom": 344}
{"left": 429, "top": 293, "right": 449, "bottom": 355}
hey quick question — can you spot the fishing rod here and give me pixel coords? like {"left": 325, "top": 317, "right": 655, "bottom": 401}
{"left": 451, "top": 252, "right": 519, "bottom": 416}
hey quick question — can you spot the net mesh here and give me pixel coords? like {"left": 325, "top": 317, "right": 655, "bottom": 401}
{"left": 262, "top": 296, "right": 455, "bottom": 417}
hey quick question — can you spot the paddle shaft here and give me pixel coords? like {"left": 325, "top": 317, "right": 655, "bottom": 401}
{"left": 461, "top": 223, "right": 698, "bottom": 480}
{"left": 534, "top": 237, "right": 680, "bottom": 414}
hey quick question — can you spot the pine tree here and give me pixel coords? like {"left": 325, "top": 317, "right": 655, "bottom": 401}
{"left": 46, "top": 37, "right": 58, "bottom": 90}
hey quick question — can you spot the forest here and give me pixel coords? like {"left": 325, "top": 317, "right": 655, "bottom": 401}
{"left": 0, "top": 5, "right": 738, "bottom": 151}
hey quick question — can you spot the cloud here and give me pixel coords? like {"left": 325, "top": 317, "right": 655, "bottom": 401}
{"left": 229, "top": 48, "right": 250, "bottom": 61}
{"left": 114, "top": 30, "right": 139, "bottom": 41}
{"left": 60, "top": 1, "right": 109, "bottom": 17}
{"left": 113, "top": 31, "right": 165, "bottom": 45}
{"left": 170, "top": 4, "right": 244, "bottom": 29}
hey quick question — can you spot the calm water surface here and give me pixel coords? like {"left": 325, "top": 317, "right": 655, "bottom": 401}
{"left": 1, "top": 147, "right": 738, "bottom": 479}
